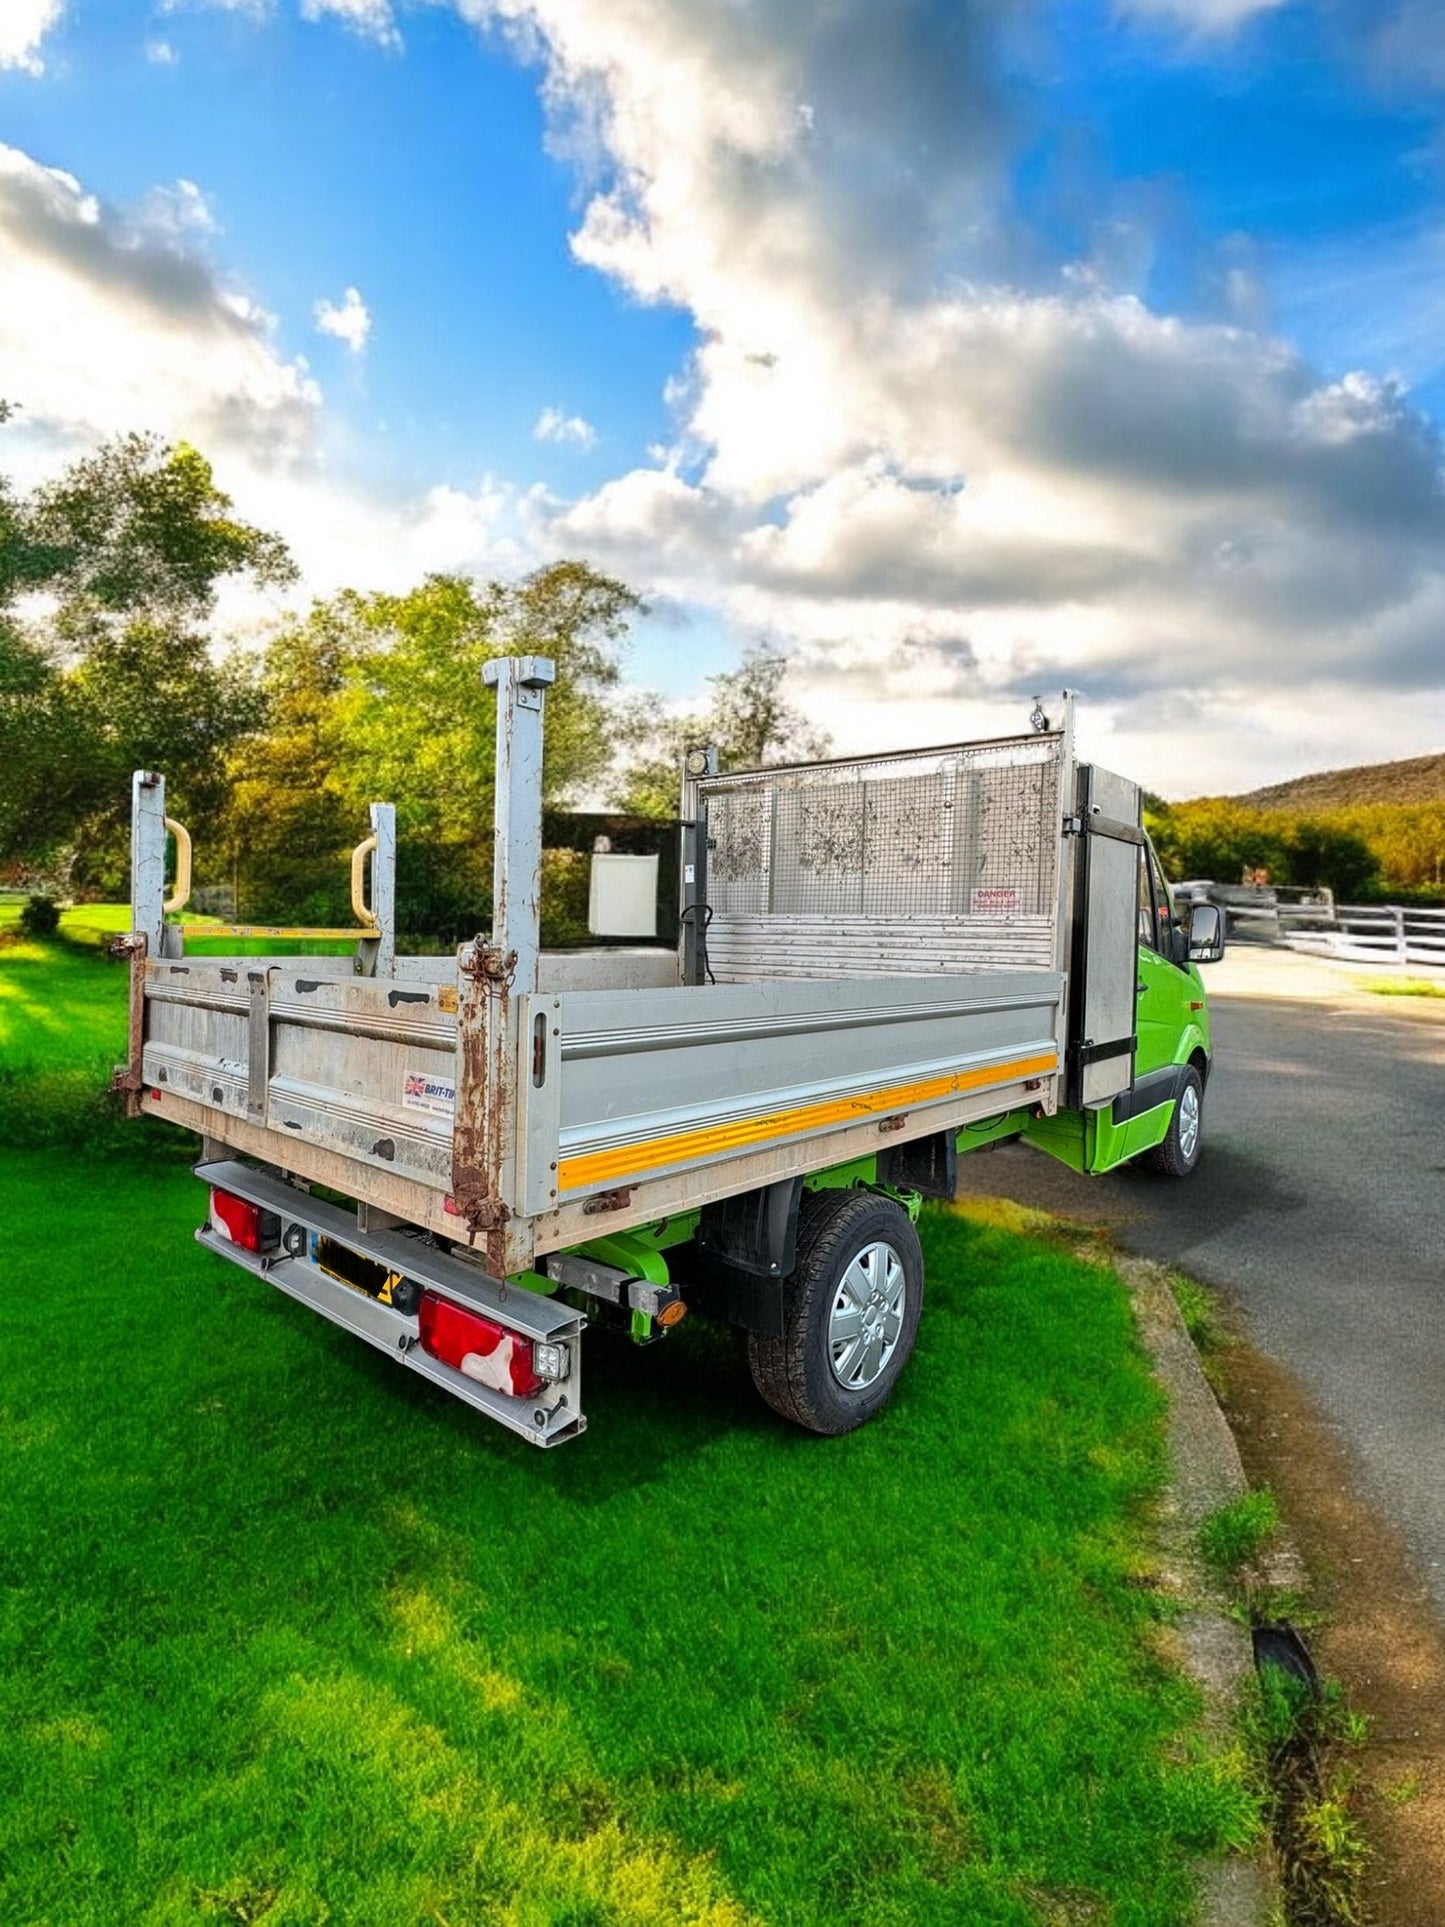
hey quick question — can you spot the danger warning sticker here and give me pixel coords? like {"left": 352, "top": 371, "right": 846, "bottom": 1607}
{"left": 970, "top": 887, "right": 1020, "bottom": 917}
{"left": 403, "top": 1071, "right": 456, "bottom": 1115}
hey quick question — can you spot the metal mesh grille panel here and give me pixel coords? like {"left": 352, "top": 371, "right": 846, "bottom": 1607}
{"left": 700, "top": 738, "right": 1062, "bottom": 979}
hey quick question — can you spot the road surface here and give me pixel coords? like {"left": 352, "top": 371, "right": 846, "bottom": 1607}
{"left": 960, "top": 946, "right": 1445, "bottom": 1616}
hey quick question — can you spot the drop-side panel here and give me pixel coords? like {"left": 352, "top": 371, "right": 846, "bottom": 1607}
{"left": 140, "top": 960, "right": 460, "bottom": 1191}
{"left": 536, "top": 970, "right": 1062, "bottom": 1207}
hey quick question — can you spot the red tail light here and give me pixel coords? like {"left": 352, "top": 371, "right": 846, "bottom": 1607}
{"left": 418, "top": 1292, "right": 542, "bottom": 1397}
{"left": 209, "top": 1188, "right": 280, "bottom": 1254}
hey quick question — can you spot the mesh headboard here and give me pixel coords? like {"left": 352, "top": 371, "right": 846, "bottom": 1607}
{"left": 697, "top": 735, "right": 1065, "bottom": 981}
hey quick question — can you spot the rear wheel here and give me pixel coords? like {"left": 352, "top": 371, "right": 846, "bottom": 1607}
{"left": 746, "top": 1189, "right": 924, "bottom": 1435}
{"left": 1142, "top": 1065, "right": 1204, "bottom": 1177}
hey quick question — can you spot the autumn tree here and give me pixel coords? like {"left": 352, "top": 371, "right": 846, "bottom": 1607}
{"left": 1146, "top": 799, "right": 1292, "bottom": 887}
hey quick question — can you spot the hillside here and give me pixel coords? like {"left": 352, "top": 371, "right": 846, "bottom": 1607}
{"left": 1232, "top": 751, "right": 1445, "bottom": 813}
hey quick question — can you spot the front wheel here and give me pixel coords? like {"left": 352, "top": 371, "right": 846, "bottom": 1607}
{"left": 1142, "top": 1065, "right": 1204, "bottom": 1178}
{"left": 746, "top": 1190, "right": 924, "bottom": 1435}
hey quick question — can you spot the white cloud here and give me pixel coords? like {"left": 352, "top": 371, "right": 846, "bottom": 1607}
{"left": 302, "top": 0, "right": 399, "bottom": 47}
{"left": 533, "top": 405, "right": 596, "bottom": 448}
{"left": 138, "top": 178, "right": 216, "bottom": 239}
{"left": 451, "top": 0, "right": 1445, "bottom": 789}
{"left": 146, "top": 37, "right": 178, "bottom": 64}
{"left": 0, "top": 0, "right": 63, "bottom": 72}
{"left": 0, "top": 143, "right": 318, "bottom": 464}
{"left": 1113, "top": 0, "right": 1289, "bottom": 37}
{"left": 170, "top": 0, "right": 401, "bottom": 50}
{"left": 313, "top": 285, "right": 371, "bottom": 354}
{"left": 6, "top": 6, "right": 1443, "bottom": 795}
{"left": 0, "top": 139, "right": 539, "bottom": 624}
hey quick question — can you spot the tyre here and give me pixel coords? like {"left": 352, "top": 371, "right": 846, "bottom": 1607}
{"left": 746, "top": 1189, "right": 924, "bottom": 1435}
{"left": 1142, "top": 1064, "right": 1204, "bottom": 1177}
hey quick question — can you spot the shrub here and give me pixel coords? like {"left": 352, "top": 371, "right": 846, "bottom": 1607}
{"left": 19, "top": 894, "right": 61, "bottom": 938}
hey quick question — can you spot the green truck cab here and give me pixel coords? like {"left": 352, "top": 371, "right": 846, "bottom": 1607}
{"left": 1022, "top": 830, "right": 1223, "bottom": 1181}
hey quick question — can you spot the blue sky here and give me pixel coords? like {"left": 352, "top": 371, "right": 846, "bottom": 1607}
{"left": 0, "top": 3, "right": 694, "bottom": 489}
{"left": 2, "top": 0, "right": 1443, "bottom": 792}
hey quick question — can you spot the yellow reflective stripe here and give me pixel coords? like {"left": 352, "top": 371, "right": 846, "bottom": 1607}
{"left": 558, "top": 1050, "right": 1057, "bottom": 1194}
{"left": 183, "top": 926, "right": 377, "bottom": 940}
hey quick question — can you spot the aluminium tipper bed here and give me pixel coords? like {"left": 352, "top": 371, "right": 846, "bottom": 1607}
{"left": 119, "top": 663, "right": 1075, "bottom": 1282}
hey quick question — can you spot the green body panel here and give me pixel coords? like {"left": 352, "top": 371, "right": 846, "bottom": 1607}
{"left": 574, "top": 1230, "right": 674, "bottom": 1287}
{"left": 957, "top": 1108, "right": 1032, "bottom": 1154}
{"left": 803, "top": 1156, "right": 878, "bottom": 1193}
{"left": 513, "top": 1269, "right": 559, "bottom": 1297}
{"left": 1021, "top": 1090, "right": 1175, "bottom": 1176}
{"left": 1021, "top": 1105, "right": 1088, "bottom": 1173}
{"left": 1022, "top": 941, "right": 1211, "bottom": 1178}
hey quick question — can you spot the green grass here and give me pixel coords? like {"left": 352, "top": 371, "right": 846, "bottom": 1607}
{"left": 1364, "top": 976, "right": 1445, "bottom": 999}
{"left": 1199, "top": 1490, "right": 1281, "bottom": 1580}
{"left": 1166, "top": 1275, "right": 1220, "bottom": 1355}
{"left": 0, "top": 925, "right": 1258, "bottom": 1924}
{"left": 0, "top": 911, "right": 140, "bottom": 1154}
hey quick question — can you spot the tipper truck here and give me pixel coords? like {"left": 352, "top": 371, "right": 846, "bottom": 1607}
{"left": 114, "top": 661, "right": 1224, "bottom": 1446}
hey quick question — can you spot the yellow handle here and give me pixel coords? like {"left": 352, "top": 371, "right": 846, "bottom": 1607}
{"left": 163, "top": 816, "right": 192, "bottom": 916}
{"left": 350, "top": 834, "right": 380, "bottom": 928}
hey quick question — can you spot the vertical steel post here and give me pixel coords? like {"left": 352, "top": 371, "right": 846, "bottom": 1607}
{"left": 452, "top": 656, "right": 555, "bottom": 1278}
{"left": 131, "top": 770, "right": 167, "bottom": 956}
{"left": 114, "top": 770, "right": 168, "bottom": 1110}
{"left": 1049, "top": 694, "right": 1077, "bottom": 1116}
{"left": 484, "top": 655, "right": 554, "bottom": 992}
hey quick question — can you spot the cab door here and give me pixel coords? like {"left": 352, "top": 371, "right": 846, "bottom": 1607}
{"left": 1134, "top": 840, "right": 1190, "bottom": 1080}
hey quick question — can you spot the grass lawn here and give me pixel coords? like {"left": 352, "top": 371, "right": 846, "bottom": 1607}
{"left": 0, "top": 917, "right": 1256, "bottom": 1925}
{"left": 1365, "top": 975, "right": 1445, "bottom": 999}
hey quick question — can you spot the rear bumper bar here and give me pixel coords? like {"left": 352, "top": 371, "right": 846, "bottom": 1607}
{"left": 195, "top": 1158, "right": 587, "bottom": 1447}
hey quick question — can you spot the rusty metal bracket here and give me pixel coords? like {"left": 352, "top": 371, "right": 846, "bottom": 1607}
{"left": 582, "top": 1186, "right": 636, "bottom": 1216}
{"left": 464, "top": 1198, "right": 510, "bottom": 1233}
{"left": 459, "top": 940, "right": 517, "bottom": 991}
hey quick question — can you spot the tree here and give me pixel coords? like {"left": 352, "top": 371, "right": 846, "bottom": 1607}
{"left": 1282, "top": 818, "right": 1380, "bottom": 900}
{"left": 233, "top": 563, "right": 642, "bottom": 935}
{"left": 619, "top": 644, "right": 831, "bottom": 818}
{"left": 0, "top": 425, "right": 292, "bottom": 879}
{"left": 224, "top": 602, "right": 360, "bottom": 921}
{"left": 1145, "top": 799, "right": 1292, "bottom": 887}
{"left": 28, "top": 433, "right": 293, "bottom": 632}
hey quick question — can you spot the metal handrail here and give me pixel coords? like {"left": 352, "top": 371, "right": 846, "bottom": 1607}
{"left": 154, "top": 820, "right": 384, "bottom": 944}
{"left": 350, "top": 832, "right": 380, "bottom": 929}
{"left": 162, "top": 816, "right": 192, "bottom": 915}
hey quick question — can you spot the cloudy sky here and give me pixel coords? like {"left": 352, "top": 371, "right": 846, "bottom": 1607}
{"left": 2, "top": 0, "right": 1444, "bottom": 794}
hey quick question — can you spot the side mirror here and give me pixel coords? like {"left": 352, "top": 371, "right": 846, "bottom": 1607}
{"left": 1187, "top": 901, "right": 1225, "bottom": 964}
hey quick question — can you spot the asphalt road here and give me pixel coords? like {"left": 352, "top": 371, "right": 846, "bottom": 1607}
{"left": 960, "top": 948, "right": 1445, "bottom": 1617}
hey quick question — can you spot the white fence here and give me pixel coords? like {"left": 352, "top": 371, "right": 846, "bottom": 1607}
{"left": 1282, "top": 903, "right": 1445, "bottom": 969}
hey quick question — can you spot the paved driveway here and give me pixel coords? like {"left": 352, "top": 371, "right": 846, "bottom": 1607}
{"left": 960, "top": 947, "right": 1445, "bottom": 1615}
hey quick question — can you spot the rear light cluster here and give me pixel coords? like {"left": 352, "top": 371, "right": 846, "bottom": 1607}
{"left": 209, "top": 1188, "right": 281, "bottom": 1254}
{"left": 418, "top": 1291, "right": 567, "bottom": 1396}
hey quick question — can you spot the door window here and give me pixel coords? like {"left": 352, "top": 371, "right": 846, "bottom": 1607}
{"left": 1137, "top": 846, "right": 1175, "bottom": 956}
{"left": 1137, "top": 847, "right": 1161, "bottom": 951}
